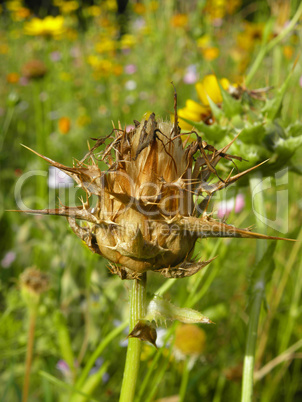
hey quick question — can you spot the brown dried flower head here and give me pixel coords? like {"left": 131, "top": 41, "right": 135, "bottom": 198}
{"left": 22, "top": 93, "right": 291, "bottom": 279}
{"left": 20, "top": 267, "right": 49, "bottom": 295}
{"left": 22, "top": 59, "right": 48, "bottom": 79}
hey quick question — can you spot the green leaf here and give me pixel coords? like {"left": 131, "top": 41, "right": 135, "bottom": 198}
{"left": 275, "top": 135, "right": 302, "bottom": 156}
{"left": 217, "top": 81, "right": 243, "bottom": 118}
{"left": 71, "top": 362, "right": 110, "bottom": 402}
{"left": 145, "top": 295, "right": 213, "bottom": 325}
{"left": 39, "top": 371, "right": 99, "bottom": 402}
{"left": 247, "top": 242, "right": 277, "bottom": 302}
{"left": 180, "top": 117, "right": 229, "bottom": 142}
{"left": 54, "top": 311, "right": 76, "bottom": 379}
{"left": 240, "top": 124, "right": 266, "bottom": 145}
{"left": 207, "top": 95, "right": 225, "bottom": 119}
{"left": 262, "top": 68, "right": 293, "bottom": 120}
{"left": 286, "top": 122, "right": 302, "bottom": 138}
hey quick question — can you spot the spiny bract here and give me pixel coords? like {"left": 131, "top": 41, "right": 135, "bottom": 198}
{"left": 23, "top": 98, "right": 290, "bottom": 279}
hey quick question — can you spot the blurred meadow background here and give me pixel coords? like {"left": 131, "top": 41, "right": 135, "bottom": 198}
{"left": 1, "top": 0, "right": 302, "bottom": 401}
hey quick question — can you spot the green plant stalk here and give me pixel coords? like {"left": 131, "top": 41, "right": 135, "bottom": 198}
{"left": 33, "top": 82, "right": 47, "bottom": 209}
{"left": 76, "top": 321, "right": 128, "bottom": 389}
{"left": 241, "top": 174, "right": 267, "bottom": 402}
{"left": 246, "top": 2, "right": 302, "bottom": 85}
{"left": 179, "top": 358, "right": 190, "bottom": 402}
{"left": 0, "top": 106, "right": 15, "bottom": 152}
{"left": 119, "top": 273, "right": 147, "bottom": 402}
{"left": 22, "top": 306, "right": 38, "bottom": 402}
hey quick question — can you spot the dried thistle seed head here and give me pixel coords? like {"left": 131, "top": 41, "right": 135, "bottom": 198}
{"left": 20, "top": 267, "right": 49, "bottom": 308}
{"left": 21, "top": 95, "right": 294, "bottom": 279}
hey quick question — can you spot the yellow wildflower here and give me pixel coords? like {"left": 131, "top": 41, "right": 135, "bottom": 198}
{"left": 6, "top": 73, "right": 20, "bottom": 84}
{"left": 113, "top": 64, "right": 123, "bottom": 76}
{"left": 170, "top": 13, "right": 188, "bottom": 28}
{"left": 174, "top": 324, "right": 206, "bottom": 357}
{"left": 237, "top": 21, "right": 264, "bottom": 52}
{"left": 202, "top": 47, "right": 219, "bottom": 61}
{"left": 86, "top": 5, "right": 102, "bottom": 17}
{"left": 148, "top": 1, "right": 159, "bottom": 12}
{"left": 6, "top": 0, "right": 23, "bottom": 12}
{"left": 283, "top": 45, "right": 294, "bottom": 60}
{"left": 58, "top": 1, "right": 79, "bottom": 14}
{"left": 120, "top": 34, "right": 136, "bottom": 50}
{"left": 197, "top": 34, "right": 211, "bottom": 48}
{"left": 133, "top": 3, "right": 146, "bottom": 14}
{"left": 104, "top": 0, "right": 117, "bottom": 12}
{"left": 24, "top": 16, "right": 66, "bottom": 38}
{"left": 12, "top": 7, "right": 31, "bottom": 21}
{"left": 0, "top": 44, "right": 9, "bottom": 54}
{"left": 195, "top": 74, "right": 229, "bottom": 106}
{"left": 95, "top": 39, "right": 116, "bottom": 54}
{"left": 178, "top": 100, "right": 211, "bottom": 131}
{"left": 58, "top": 117, "right": 71, "bottom": 134}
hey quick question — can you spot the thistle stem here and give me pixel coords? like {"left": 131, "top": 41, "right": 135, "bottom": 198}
{"left": 119, "top": 273, "right": 147, "bottom": 402}
{"left": 22, "top": 309, "right": 37, "bottom": 402}
{"left": 241, "top": 174, "right": 267, "bottom": 402}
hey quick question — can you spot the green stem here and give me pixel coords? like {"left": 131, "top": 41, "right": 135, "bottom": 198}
{"left": 245, "top": 3, "right": 302, "bottom": 85}
{"left": 119, "top": 273, "right": 147, "bottom": 402}
{"left": 179, "top": 358, "right": 190, "bottom": 402}
{"left": 241, "top": 174, "right": 267, "bottom": 402}
{"left": 22, "top": 309, "right": 37, "bottom": 402}
{"left": 0, "top": 106, "right": 15, "bottom": 152}
{"left": 76, "top": 321, "right": 128, "bottom": 389}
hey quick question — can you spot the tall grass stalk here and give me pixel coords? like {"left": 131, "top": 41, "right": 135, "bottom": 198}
{"left": 119, "top": 273, "right": 147, "bottom": 402}
{"left": 241, "top": 173, "right": 267, "bottom": 402}
{"left": 22, "top": 306, "right": 38, "bottom": 402}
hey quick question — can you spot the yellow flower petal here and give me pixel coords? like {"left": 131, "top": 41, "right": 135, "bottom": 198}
{"left": 195, "top": 75, "right": 230, "bottom": 106}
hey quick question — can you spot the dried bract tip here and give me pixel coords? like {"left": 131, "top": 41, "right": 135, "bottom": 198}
{"left": 127, "top": 320, "right": 157, "bottom": 348}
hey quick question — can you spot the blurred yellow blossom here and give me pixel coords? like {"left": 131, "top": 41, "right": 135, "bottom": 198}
{"left": 133, "top": 3, "right": 146, "bottom": 14}
{"left": 170, "top": 13, "right": 188, "bottom": 28}
{"left": 6, "top": 0, "right": 23, "bottom": 11}
{"left": 12, "top": 7, "right": 31, "bottom": 21}
{"left": 6, "top": 72, "right": 20, "bottom": 84}
{"left": 95, "top": 39, "right": 116, "bottom": 54}
{"left": 197, "top": 35, "right": 219, "bottom": 60}
{"left": 205, "top": 0, "right": 241, "bottom": 20}
{"left": 57, "top": 1, "right": 79, "bottom": 14}
{"left": 58, "top": 117, "right": 71, "bottom": 134}
{"left": 105, "top": 0, "right": 117, "bottom": 12}
{"left": 0, "top": 44, "right": 9, "bottom": 54}
{"left": 24, "top": 16, "right": 66, "bottom": 38}
{"left": 196, "top": 74, "right": 229, "bottom": 106}
{"left": 174, "top": 324, "right": 206, "bottom": 358}
{"left": 86, "top": 5, "right": 102, "bottom": 17}
{"left": 283, "top": 45, "right": 294, "bottom": 60}
{"left": 120, "top": 34, "right": 136, "bottom": 50}
{"left": 113, "top": 64, "right": 123, "bottom": 76}
{"left": 197, "top": 34, "right": 211, "bottom": 48}
{"left": 148, "top": 1, "right": 159, "bottom": 12}
{"left": 202, "top": 47, "right": 219, "bottom": 61}
{"left": 237, "top": 21, "right": 264, "bottom": 52}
